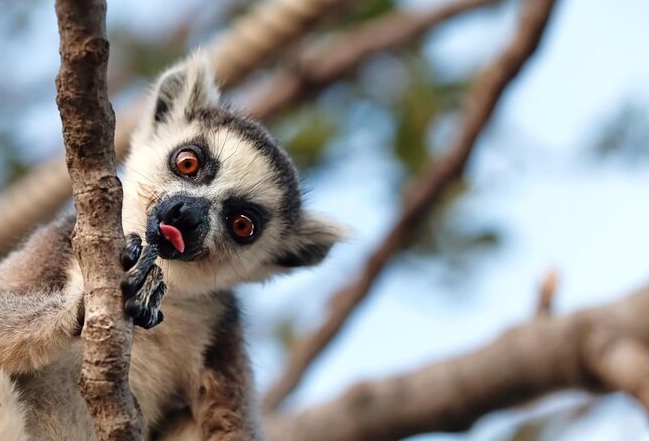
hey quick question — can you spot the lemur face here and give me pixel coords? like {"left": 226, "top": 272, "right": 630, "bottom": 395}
{"left": 121, "top": 52, "right": 342, "bottom": 294}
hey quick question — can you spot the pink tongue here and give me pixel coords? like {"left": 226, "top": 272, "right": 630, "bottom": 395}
{"left": 159, "top": 222, "right": 185, "bottom": 253}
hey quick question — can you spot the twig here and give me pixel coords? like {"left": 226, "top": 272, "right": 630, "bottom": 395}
{"left": 262, "top": 0, "right": 559, "bottom": 412}
{"left": 0, "top": 0, "right": 359, "bottom": 253}
{"left": 536, "top": 269, "right": 558, "bottom": 317}
{"left": 54, "top": 0, "right": 142, "bottom": 439}
{"left": 264, "top": 283, "right": 649, "bottom": 441}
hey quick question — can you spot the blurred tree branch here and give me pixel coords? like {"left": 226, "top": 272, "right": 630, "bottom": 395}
{"left": 585, "top": 329, "right": 649, "bottom": 409}
{"left": 265, "top": 282, "right": 649, "bottom": 441}
{"left": 54, "top": 0, "right": 142, "bottom": 439}
{"left": 245, "top": 0, "right": 504, "bottom": 119}
{"left": 0, "top": 0, "right": 360, "bottom": 253}
{"left": 262, "top": 0, "right": 555, "bottom": 411}
{"left": 208, "top": 0, "right": 353, "bottom": 87}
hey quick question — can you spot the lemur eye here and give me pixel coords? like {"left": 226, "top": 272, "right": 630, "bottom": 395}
{"left": 223, "top": 198, "right": 267, "bottom": 245}
{"left": 226, "top": 213, "right": 257, "bottom": 244}
{"left": 174, "top": 150, "right": 200, "bottom": 176}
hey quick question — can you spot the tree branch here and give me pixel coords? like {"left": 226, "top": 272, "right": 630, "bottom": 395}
{"left": 262, "top": 0, "right": 558, "bottom": 411}
{"left": 265, "top": 285, "right": 649, "bottom": 441}
{"left": 584, "top": 329, "right": 649, "bottom": 410}
{"left": 54, "top": 0, "right": 142, "bottom": 439}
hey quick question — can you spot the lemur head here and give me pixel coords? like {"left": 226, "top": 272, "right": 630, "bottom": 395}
{"left": 122, "top": 51, "right": 343, "bottom": 294}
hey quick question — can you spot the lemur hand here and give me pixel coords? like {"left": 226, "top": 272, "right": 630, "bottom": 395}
{"left": 120, "top": 233, "right": 167, "bottom": 329}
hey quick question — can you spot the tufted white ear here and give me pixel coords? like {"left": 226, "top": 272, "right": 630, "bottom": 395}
{"left": 273, "top": 212, "right": 346, "bottom": 268}
{"left": 148, "top": 49, "right": 221, "bottom": 127}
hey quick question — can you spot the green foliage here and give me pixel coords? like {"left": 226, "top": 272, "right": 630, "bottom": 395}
{"left": 0, "top": 131, "right": 29, "bottom": 187}
{"left": 342, "top": 0, "right": 394, "bottom": 25}
{"left": 394, "top": 79, "right": 436, "bottom": 174}
{"left": 273, "top": 106, "right": 338, "bottom": 169}
{"left": 393, "top": 59, "right": 469, "bottom": 175}
{"left": 386, "top": 59, "right": 485, "bottom": 264}
{"left": 591, "top": 102, "right": 649, "bottom": 163}
{"left": 110, "top": 28, "right": 186, "bottom": 78}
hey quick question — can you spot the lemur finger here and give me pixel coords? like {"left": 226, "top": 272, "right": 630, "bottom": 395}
{"left": 125, "top": 285, "right": 166, "bottom": 329}
{"left": 125, "top": 298, "right": 164, "bottom": 329}
{"left": 125, "top": 265, "right": 167, "bottom": 329}
{"left": 121, "top": 233, "right": 143, "bottom": 270}
{"left": 120, "top": 244, "right": 159, "bottom": 299}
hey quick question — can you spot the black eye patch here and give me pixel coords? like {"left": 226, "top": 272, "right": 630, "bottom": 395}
{"left": 168, "top": 140, "right": 219, "bottom": 185}
{"left": 222, "top": 197, "right": 271, "bottom": 245}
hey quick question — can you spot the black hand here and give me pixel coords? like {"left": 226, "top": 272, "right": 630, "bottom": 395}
{"left": 120, "top": 243, "right": 166, "bottom": 329}
{"left": 120, "top": 244, "right": 158, "bottom": 299}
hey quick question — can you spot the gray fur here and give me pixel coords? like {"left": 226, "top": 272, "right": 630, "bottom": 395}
{"left": 0, "top": 49, "right": 343, "bottom": 440}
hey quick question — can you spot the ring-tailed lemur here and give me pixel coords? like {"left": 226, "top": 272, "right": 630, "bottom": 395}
{"left": 0, "top": 51, "right": 342, "bottom": 441}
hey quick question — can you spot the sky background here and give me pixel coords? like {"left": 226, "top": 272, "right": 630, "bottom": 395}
{"left": 2, "top": 1, "right": 649, "bottom": 440}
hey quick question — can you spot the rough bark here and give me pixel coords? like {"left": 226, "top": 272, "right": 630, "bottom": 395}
{"left": 54, "top": 0, "right": 143, "bottom": 439}
{"left": 262, "top": 0, "right": 557, "bottom": 411}
{"left": 265, "top": 285, "right": 649, "bottom": 441}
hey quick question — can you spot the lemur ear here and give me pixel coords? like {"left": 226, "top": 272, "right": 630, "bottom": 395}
{"left": 274, "top": 213, "right": 346, "bottom": 268}
{"left": 151, "top": 49, "right": 220, "bottom": 125}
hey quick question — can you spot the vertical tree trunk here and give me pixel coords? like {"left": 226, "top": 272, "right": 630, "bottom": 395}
{"left": 54, "top": 0, "right": 143, "bottom": 439}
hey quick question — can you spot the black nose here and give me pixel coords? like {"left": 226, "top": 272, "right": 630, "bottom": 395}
{"left": 148, "top": 195, "right": 212, "bottom": 261}
{"left": 162, "top": 200, "right": 196, "bottom": 227}
{"left": 157, "top": 195, "right": 211, "bottom": 230}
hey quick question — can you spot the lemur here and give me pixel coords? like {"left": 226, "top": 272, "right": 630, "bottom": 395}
{"left": 0, "top": 52, "right": 342, "bottom": 441}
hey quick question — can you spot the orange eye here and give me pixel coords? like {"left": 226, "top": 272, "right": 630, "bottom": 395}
{"left": 175, "top": 150, "right": 200, "bottom": 176}
{"left": 229, "top": 214, "right": 255, "bottom": 239}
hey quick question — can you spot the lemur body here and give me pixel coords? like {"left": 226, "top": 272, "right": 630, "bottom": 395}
{"left": 0, "top": 53, "right": 341, "bottom": 440}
